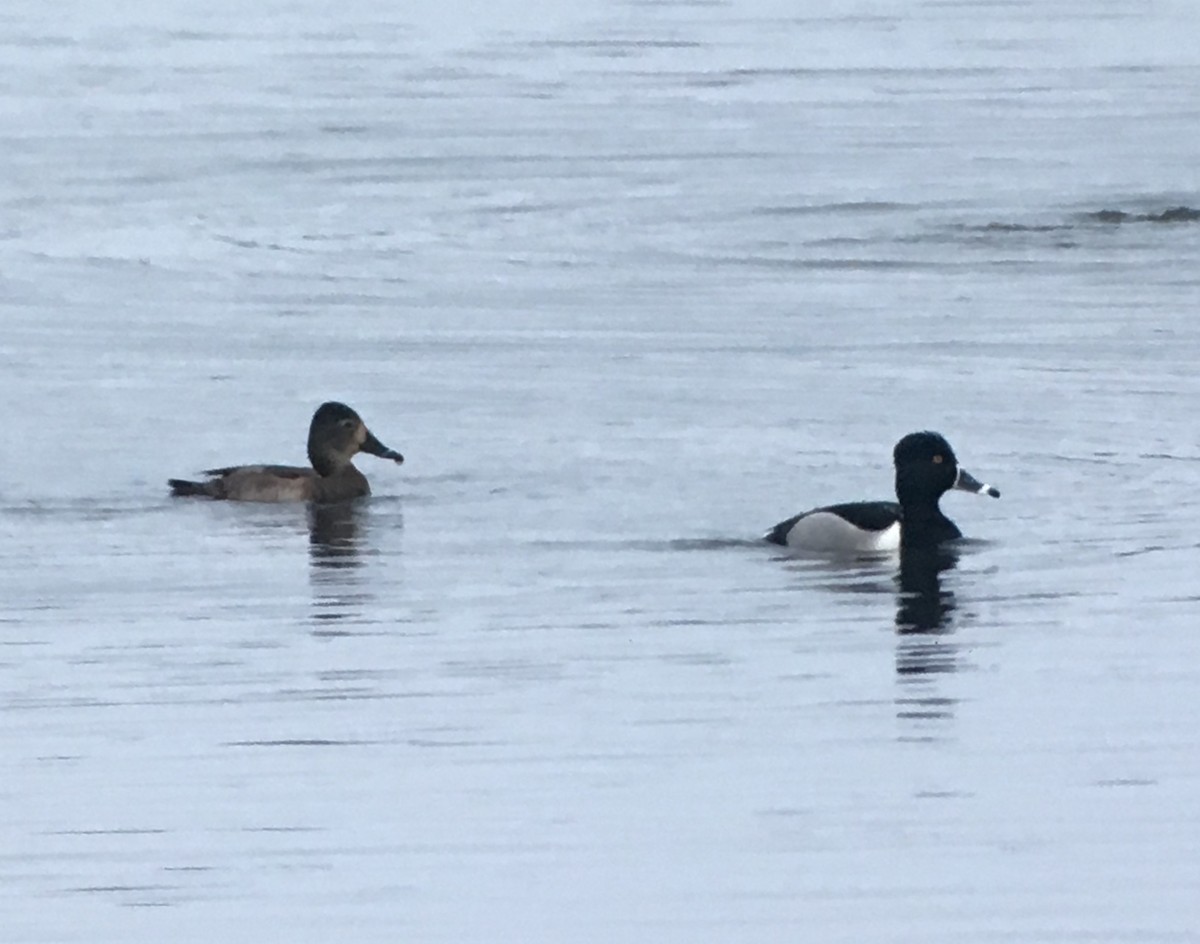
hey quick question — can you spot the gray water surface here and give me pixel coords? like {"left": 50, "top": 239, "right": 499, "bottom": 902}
{"left": 2, "top": 1, "right": 1199, "bottom": 941}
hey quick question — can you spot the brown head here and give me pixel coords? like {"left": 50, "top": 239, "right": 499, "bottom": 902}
{"left": 307, "top": 401, "right": 405, "bottom": 477}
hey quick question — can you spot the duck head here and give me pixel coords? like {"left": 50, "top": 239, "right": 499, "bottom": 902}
{"left": 307, "top": 401, "right": 405, "bottom": 476}
{"left": 893, "top": 431, "right": 999, "bottom": 507}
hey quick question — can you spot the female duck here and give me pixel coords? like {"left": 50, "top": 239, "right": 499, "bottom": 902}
{"left": 168, "top": 401, "right": 404, "bottom": 502}
{"left": 765, "top": 431, "right": 999, "bottom": 554}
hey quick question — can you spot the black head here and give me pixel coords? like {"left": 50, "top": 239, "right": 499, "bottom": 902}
{"left": 893, "top": 430, "right": 1000, "bottom": 506}
{"left": 307, "top": 401, "right": 404, "bottom": 476}
{"left": 893, "top": 431, "right": 958, "bottom": 501}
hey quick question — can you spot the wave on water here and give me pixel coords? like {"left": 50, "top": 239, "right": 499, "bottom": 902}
{"left": 524, "top": 536, "right": 764, "bottom": 553}
{"left": 958, "top": 204, "right": 1199, "bottom": 236}
{"left": 910, "top": 202, "right": 1200, "bottom": 253}
{"left": 1085, "top": 206, "right": 1200, "bottom": 225}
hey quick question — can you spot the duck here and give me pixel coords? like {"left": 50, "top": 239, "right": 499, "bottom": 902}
{"left": 765, "top": 431, "right": 999, "bottom": 554}
{"left": 168, "top": 401, "right": 404, "bottom": 502}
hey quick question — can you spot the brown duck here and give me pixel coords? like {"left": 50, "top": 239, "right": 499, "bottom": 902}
{"left": 168, "top": 401, "right": 404, "bottom": 502}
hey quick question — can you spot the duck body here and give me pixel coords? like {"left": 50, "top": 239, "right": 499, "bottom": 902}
{"left": 766, "top": 431, "right": 998, "bottom": 555}
{"left": 766, "top": 501, "right": 902, "bottom": 554}
{"left": 169, "top": 402, "right": 403, "bottom": 503}
{"left": 169, "top": 463, "right": 373, "bottom": 502}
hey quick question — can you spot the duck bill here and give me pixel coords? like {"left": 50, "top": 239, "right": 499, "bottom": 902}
{"left": 954, "top": 467, "right": 1000, "bottom": 498}
{"left": 360, "top": 429, "right": 405, "bottom": 464}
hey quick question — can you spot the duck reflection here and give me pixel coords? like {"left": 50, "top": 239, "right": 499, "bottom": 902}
{"left": 307, "top": 501, "right": 370, "bottom": 628}
{"left": 894, "top": 544, "right": 960, "bottom": 724}
{"left": 896, "top": 545, "right": 959, "bottom": 638}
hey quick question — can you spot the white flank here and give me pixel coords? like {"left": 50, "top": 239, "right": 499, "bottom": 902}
{"left": 783, "top": 512, "right": 900, "bottom": 555}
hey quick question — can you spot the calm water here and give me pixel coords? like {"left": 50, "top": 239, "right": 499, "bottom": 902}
{"left": 2, "top": 1, "right": 1199, "bottom": 941}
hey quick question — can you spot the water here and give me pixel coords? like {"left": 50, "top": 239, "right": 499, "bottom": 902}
{"left": 2, "top": 0, "right": 1199, "bottom": 940}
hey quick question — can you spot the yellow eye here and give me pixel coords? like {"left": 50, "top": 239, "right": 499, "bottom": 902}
{"left": 932, "top": 454, "right": 944, "bottom": 464}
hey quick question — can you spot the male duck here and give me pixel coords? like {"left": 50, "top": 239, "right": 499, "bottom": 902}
{"left": 168, "top": 401, "right": 404, "bottom": 502}
{"left": 765, "top": 431, "right": 999, "bottom": 554}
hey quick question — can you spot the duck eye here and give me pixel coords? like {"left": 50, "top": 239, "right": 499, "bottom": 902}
{"left": 340, "top": 418, "right": 356, "bottom": 429}
{"left": 932, "top": 454, "right": 944, "bottom": 464}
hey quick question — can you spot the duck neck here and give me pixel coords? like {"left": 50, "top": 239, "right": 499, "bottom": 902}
{"left": 309, "top": 446, "right": 351, "bottom": 479}
{"left": 899, "top": 498, "right": 961, "bottom": 548}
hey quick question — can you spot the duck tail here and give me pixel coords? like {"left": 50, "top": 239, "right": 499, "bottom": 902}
{"left": 168, "top": 478, "right": 211, "bottom": 497}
